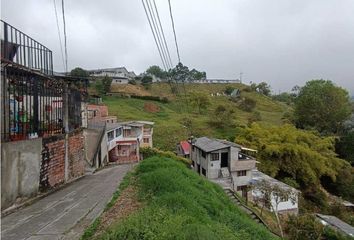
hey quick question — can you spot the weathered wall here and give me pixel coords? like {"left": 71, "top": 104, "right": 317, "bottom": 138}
{"left": 40, "top": 135, "right": 66, "bottom": 190}
{"left": 68, "top": 130, "right": 85, "bottom": 179}
{"left": 1, "top": 138, "right": 42, "bottom": 210}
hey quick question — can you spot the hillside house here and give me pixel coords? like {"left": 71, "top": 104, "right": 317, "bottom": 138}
{"left": 88, "top": 67, "right": 136, "bottom": 85}
{"left": 176, "top": 140, "right": 191, "bottom": 158}
{"left": 107, "top": 121, "right": 154, "bottom": 164}
{"left": 87, "top": 104, "right": 117, "bottom": 126}
{"left": 190, "top": 137, "right": 257, "bottom": 199}
{"left": 316, "top": 214, "right": 354, "bottom": 237}
{"left": 251, "top": 170, "right": 299, "bottom": 215}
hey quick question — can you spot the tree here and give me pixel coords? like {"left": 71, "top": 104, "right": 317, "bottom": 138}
{"left": 102, "top": 75, "right": 112, "bottom": 94}
{"left": 141, "top": 75, "right": 153, "bottom": 90}
{"left": 190, "top": 68, "right": 206, "bottom": 80}
{"left": 256, "top": 82, "right": 271, "bottom": 96}
{"left": 94, "top": 80, "right": 104, "bottom": 96}
{"left": 294, "top": 80, "right": 352, "bottom": 134}
{"left": 253, "top": 179, "right": 297, "bottom": 238}
{"left": 70, "top": 67, "right": 89, "bottom": 78}
{"left": 168, "top": 62, "right": 207, "bottom": 82}
{"left": 235, "top": 123, "right": 351, "bottom": 205}
{"left": 285, "top": 214, "right": 324, "bottom": 240}
{"left": 146, "top": 65, "right": 167, "bottom": 79}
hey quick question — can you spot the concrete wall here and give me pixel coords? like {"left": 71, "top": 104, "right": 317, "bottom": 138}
{"left": 1, "top": 138, "right": 42, "bottom": 210}
{"left": 83, "top": 128, "right": 109, "bottom": 168}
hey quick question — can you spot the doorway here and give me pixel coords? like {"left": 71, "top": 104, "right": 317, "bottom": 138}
{"left": 221, "top": 152, "right": 228, "bottom": 168}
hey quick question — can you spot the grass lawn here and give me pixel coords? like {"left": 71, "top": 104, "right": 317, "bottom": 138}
{"left": 102, "top": 83, "right": 291, "bottom": 151}
{"left": 88, "top": 156, "right": 278, "bottom": 240}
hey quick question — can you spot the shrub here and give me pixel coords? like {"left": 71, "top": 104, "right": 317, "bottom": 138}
{"left": 239, "top": 97, "right": 256, "bottom": 112}
{"left": 140, "top": 147, "right": 191, "bottom": 166}
{"left": 248, "top": 111, "right": 262, "bottom": 124}
{"left": 128, "top": 79, "right": 137, "bottom": 85}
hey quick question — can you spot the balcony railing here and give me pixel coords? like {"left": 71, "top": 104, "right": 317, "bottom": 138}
{"left": 1, "top": 20, "right": 53, "bottom": 75}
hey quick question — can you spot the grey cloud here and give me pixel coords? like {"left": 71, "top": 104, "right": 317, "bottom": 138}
{"left": 2, "top": 0, "right": 354, "bottom": 94}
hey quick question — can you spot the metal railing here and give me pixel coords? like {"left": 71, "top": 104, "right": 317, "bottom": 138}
{"left": 1, "top": 20, "right": 53, "bottom": 75}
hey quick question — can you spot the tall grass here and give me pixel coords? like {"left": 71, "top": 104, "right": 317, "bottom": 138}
{"left": 99, "top": 157, "right": 278, "bottom": 240}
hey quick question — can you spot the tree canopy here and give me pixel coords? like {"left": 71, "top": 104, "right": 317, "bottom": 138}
{"left": 294, "top": 80, "right": 352, "bottom": 134}
{"left": 235, "top": 123, "right": 350, "bottom": 190}
{"left": 70, "top": 67, "right": 89, "bottom": 78}
{"left": 146, "top": 65, "right": 167, "bottom": 79}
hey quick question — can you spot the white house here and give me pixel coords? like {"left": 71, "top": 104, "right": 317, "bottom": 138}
{"left": 88, "top": 67, "right": 136, "bottom": 85}
{"left": 251, "top": 170, "right": 299, "bottom": 215}
{"left": 190, "top": 137, "right": 257, "bottom": 199}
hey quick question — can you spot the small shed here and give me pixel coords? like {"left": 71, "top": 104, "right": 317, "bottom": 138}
{"left": 230, "top": 89, "right": 241, "bottom": 98}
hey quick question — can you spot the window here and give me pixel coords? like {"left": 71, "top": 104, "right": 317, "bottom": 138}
{"left": 237, "top": 170, "right": 247, "bottom": 177}
{"left": 202, "top": 168, "right": 206, "bottom": 176}
{"left": 115, "top": 128, "right": 122, "bottom": 137}
{"left": 237, "top": 185, "right": 247, "bottom": 191}
{"left": 143, "top": 138, "right": 149, "bottom": 143}
{"left": 107, "top": 131, "right": 114, "bottom": 141}
{"left": 192, "top": 161, "right": 195, "bottom": 167}
{"left": 201, "top": 151, "right": 206, "bottom": 158}
{"left": 211, "top": 153, "right": 219, "bottom": 161}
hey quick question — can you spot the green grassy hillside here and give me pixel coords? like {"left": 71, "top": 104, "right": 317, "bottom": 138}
{"left": 103, "top": 83, "right": 291, "bottom": 150}
{"left": 95, "top": 156, "right": 277, "bottom": 240}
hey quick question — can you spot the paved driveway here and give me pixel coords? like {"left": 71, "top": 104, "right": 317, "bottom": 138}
{"left": 1, "top": 164, "right": 133, "bottom": 240}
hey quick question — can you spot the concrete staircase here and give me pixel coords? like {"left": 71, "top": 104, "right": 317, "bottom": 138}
{"left": 224, "top": 188, "right": 266, "bottom": 226}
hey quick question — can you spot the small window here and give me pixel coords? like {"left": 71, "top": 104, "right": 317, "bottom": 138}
{"left": 211, "top": 153, "right": 219, "bottom": 161}
{"left": 115, "top": 128, "right": 122, "bottom": 137}
{"left": 237, "top": 185, "right": 247, "bottom": 191}
{"left": 107, "top": 131, "right": 114, "bottom": 141}
{"left": 202, "top": 168, "right": 206, "bottom": 176}
{"left": 143, "top": 138, "right": 149, "bottom": 143}
{"left": 201, "top": 151, "right": 206, "bottom": 158}
{"left": 237, "top": 170, "right": 247, "bottom": 177}
{"left": 192, "top": 161, "right": 195, "bottom": 167}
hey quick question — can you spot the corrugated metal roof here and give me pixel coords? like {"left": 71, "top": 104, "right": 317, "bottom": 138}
{"left": 193, "top": 137, "right": 231, "bottom": 152}
{"left": 180, "top": 141, "right": 190, "bottom": 154}
{"left": 251, "top": 170, "right": 299, "bottom": 192}
{"left": 316, "top": 214, "right": 354, "bottom": 236}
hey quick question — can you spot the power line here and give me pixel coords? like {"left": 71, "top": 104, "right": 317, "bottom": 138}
{"left": 141, "top": 0, "right": 168, "bottom": 71}
{"left": 146, "top": 0, "right": 171, "bottom": 69}
{"left": 61, "top": 0, "right": 68, "bottom": 74}
{"left": 168, "top": 0, "right": 181, "bottom": 63}
{"left": 152, "top": 0, "right": 173, "bottom": 68}
{"left": 53, "top": 0, "right": 65, "bottom": 71}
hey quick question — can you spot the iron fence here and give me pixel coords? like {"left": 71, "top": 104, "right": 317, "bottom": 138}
{"left": 1, "top": 20, "right": 53, "bottom": 75}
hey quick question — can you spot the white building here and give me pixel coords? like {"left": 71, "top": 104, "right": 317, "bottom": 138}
{"left": 88, "top": 67, "right": 136, "bottom": 84}
{"left": 190, "top": 137, "right": 257, "bottom": 198}
{"left": 251, "top": 170, "right": 299, "bottom": 215}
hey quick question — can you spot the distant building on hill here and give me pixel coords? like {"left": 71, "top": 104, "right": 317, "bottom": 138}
{"left": 192, "top": 79, "right": 241, "bottom": 84}
{"left": 88, "top": 67, "right": 136, "bottom": 85}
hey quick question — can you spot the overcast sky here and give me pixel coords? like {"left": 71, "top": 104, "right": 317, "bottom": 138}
{"left": 2, "top": 0, "right": 354, "bottom": 94}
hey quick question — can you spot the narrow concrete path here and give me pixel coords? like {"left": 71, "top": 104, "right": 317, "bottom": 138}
{"left": 1, "top": 164, "right": 133, "bottom": 240}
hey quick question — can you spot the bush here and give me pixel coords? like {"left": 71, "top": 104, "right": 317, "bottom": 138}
{"left": 130, "top": 95, "right": 169, "bottom": 103}
{"left": 140, "top": 147, "right": 191, "bottom": 166}
{"left": 128, "top": 79, "right": 137, "bottom": 85}
{"left": 248, "top": 111, "right": 262, "bottom": 124}
{"left": 239, "top": 97, "right": 256, "bottom": 112}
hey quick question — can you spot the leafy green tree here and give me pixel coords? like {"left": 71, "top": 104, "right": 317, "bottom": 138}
{"left": 70, "top": 67, "right": 89, "bottom": 77}
{"left": 285, "top": 214, "right": 324, "bottom": 240}
{"left": 190, "top": 68, "right": 206, "bottom": 80}
{"left": 256, "top": 82, "right": 271, "bottom": 96}
{"left": 336, "top": 131, "right": 354, "bottom": 165}
{"left": 141, "top": 75, "right": 153, "bottom": 90}
{"left": 102, "top": 75, "right": 112, "bottom": 94}
{"left": 235, "top": 124, "right": 351, "bottom": 196}
{"left": 94, "top": 80, "right": 104, "bottom": 96}
{"left": 146, "top": 65, "right": 167, "bottom": 79}
{"left": 294, "top": 80, "right": 352, "bottom": 134}
{"left": 168, "top": 62, "right": 207, "bottom": 82}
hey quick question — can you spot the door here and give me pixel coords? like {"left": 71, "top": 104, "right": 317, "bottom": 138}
{"left": 221, "top": 152, "right": 228, "bottom": 168}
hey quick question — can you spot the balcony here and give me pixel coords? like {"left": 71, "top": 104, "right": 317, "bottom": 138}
{"left": 1, "top": 20, "right": 53, "bottom": 75}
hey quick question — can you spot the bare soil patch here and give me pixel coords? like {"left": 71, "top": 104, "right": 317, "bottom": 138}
{"left": 144, "top": 102, "right": 160, "bottom": 113}
{"left": 92, "top": 186, "right": 142, "bottom": 238}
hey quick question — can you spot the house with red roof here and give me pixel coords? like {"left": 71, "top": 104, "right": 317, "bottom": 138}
{"left": 176, "top": 140, "right": 191, "bottom": 158}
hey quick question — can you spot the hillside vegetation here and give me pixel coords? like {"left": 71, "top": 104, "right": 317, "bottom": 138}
{"left": 103, "top": 83, "right": 290, "bottom": 150}
{"left": 92, "top": 156, "right": 277, "bottom": 240}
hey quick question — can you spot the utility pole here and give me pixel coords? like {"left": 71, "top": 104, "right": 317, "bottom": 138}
{"left": 239, "top": 72, "right": 243, "bottom": 84}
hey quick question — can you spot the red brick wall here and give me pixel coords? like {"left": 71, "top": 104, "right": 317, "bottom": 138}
{"left": 40, "top": 130, "right": 85, "bottom": 191}
{"left": 68, "top": 131, "right": 85, "bottom": 179}
{"left": 41, "top": 135, "right": 66, "bottom": 190}
{"left": 87, "top": 104, "right": 108, "bottom": 118}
